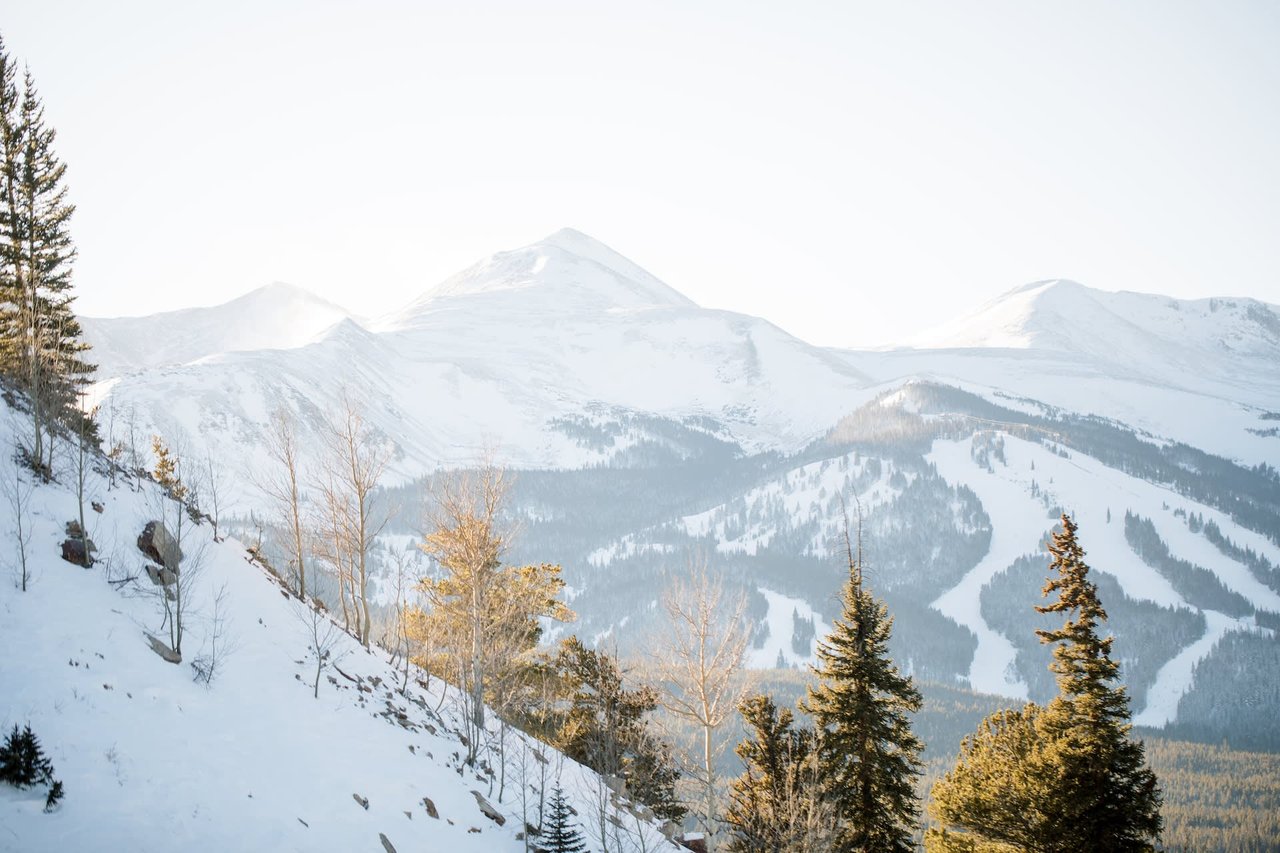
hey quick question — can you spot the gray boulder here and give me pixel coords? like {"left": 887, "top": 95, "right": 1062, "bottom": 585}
{"left": 137, "top": 520, "right": 182, "bottom": 570}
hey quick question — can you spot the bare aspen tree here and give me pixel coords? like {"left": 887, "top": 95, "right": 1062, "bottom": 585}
{"left": 4, "top": 440, "right": 34, "bottom": 590}
{"left": 261, "top": 407, "right": 308, "bottom": 597}
{"left": 191, "top": 583, "right": 234, "bottom": 687}
{"left": 201, "top": 452, "right": 229, "bottom": 541}
{"left": 313, "top": 393, "right": 391, "bottom": 647}
{"left": 71, "top": 393, "right": 96, "bottom": 565}
{"left": 123, "top": 405, "right": 142, "bottom": 487}
{"left": 102, "top": 397, "right": 125, "bottom": 489}
{"left": 652, "top": 560, "right": 752, "bottom": 849}
{"left": 297, "top": 597, "right": 347, "bottom": 699}
{"left": 380, "top": 548, "right": 415, "bottom": 694}
{"left": 150, "top": 434, "right": 206, "bottom": 659}
{"left": 311, "top": 478, "right": 353, "bottom": 631}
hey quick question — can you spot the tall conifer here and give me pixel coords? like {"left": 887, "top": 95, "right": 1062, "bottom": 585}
{"left": 801, "top": 520, "right": 923, "bottom": 852}
{"left": 0, "top": 35, "right": 94, "bottom": 470}
{"left": 927, "top": 514, "right": 1162, "bottom": 852}
{"left": 1033, "top": 514, "right": 1162, "bottom": 851}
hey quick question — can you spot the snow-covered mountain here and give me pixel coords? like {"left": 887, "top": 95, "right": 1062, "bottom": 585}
{"left": 85, "top": 229, "right": 870, "bottom": 488}
{"left": 81, "top": 282, "right": 356, "bottom": 379}
{"left": 0, "top": 397, "right": 680, "bottom": 853}
{"left": 908, "top": 278, "right": 1280, "bottom": 364}
{"left": 844, "top": 280, "right": 1280, "bottom": 466}
{"left": 78, "top": 230, "right": 1280, "bottom": 750}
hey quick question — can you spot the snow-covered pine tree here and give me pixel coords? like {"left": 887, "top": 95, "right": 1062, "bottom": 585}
{"left": 800, "top": 516, "right": 923, "bottom": 853}
{"left": 539, "top": 785, "right": 586, "bottom": 853}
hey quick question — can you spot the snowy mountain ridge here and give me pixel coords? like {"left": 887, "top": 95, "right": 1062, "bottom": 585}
{"left": 81, "top": 282, "right": 357, "bottom": 379}
{"left": 909, "top": 278, "right": 1280, "bottom": 358}
{"left": 83, "top": 230, "right": 872, "bottom": 492}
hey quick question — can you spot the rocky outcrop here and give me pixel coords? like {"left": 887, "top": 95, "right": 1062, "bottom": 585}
{"left": 137, "top": 521, "right": 182, "bottom": 571}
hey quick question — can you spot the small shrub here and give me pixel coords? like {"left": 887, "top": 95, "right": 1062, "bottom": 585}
{"left": 44, "top": 779, "right": 64, "bottom": 812}
{"left": 1, "top": 723, "right": 65, "bottom": 814}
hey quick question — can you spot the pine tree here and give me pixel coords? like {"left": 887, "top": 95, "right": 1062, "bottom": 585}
{"left": 551, "top": 637, "right": 687, "bottom": 823}
{"left": 927, "top": 514, "right": 1162, "bottom": 852}
{"left": 723, "top": 694, "right": 829, "bottom": 853}
{"left": 0, "top": 36, "right": 94, "bottom": 471}
{"left": 0, "top": 34, "right": 22, "bottom": 369}
{"left": 1032, "top": 513, "right": 1162, "bottom": 851}
{"left": 800, "top": 522, "right": 923, "bottom": 852}
{"left": 0, "top": 723, "right": 54, "bottom": 788}
{"left": 540, "top": 785, "right": 587, "bottom": 853}
{"left": 926, "top": 705, "right": 1058, "bottom": 851}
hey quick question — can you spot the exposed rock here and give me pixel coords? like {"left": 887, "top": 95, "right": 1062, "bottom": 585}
{"left": 422, "top": 797, "right": 439, "bottom": 819}
{"left": 353, "top": 793, "right": 369, "bottom": 810}
{"left": 145, "top": 633, "right": 181, "bottom": 664}
{"left": 470, "top": 790, "right": 505, "bottom": 826}
{"left": 679, "top": 833, "right": 708, "bottom": 853}
{"left": 378, "top": 832, "right": 396, "bottom": 853}
{"left": 137, "top": 520, "right": 182, "bottom": 570}
{"left": 60, "top": 538, "right": 91, "bottom": 566}
{"left": 144, "top": 564, "right": 177, "bottom": 587}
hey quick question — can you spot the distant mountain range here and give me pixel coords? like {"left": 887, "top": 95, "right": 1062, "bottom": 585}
{"left": 81, "top": 229, "right": 1280, "bottom": 750}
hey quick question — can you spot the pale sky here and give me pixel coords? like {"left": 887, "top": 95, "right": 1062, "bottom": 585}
{"left": 5, "top": 0, "right": 1279, "bottom": 346}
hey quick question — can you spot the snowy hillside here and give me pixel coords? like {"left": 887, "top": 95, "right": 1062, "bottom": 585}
{"left": 81, "top": 283, "right": 356, "bottom": 378}
{"left": 0, "top": 399, "right": 681, "bottom": 853}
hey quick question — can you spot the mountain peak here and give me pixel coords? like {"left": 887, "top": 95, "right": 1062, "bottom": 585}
{"left": 388, "top": 229, "right": 695, "bottom": 325}
{"left": 82, "top": 282, "right": 356, "bottom": 377}
{"left": 904, "top": 278, "right": 1280, "bottom": 371}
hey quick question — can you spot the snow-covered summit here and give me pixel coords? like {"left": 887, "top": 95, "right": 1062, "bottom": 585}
{"left": 907, "top": 278, "right": 1280, "bottom": 360}
{"left": 86, "top": 231, "right": 870, "bottom": 489}
{"left": 82, "top": 282, "right": 357, "bottom": 378}
{"left": 383, "top": 228, "right": 695, "bottom": 328}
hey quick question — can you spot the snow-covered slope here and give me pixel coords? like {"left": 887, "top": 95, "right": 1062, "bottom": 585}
{"left": 841, "top": 281, "right": 1280, "bottom": 466}
{"left": 88, "top": 229, "right": 870, "bottom": 493}
{"left": 908, "top": 279, "right": 1280, "bottom": 363}
{"left": 82, "top": 283, "right": 356, "bottom": 378}
{"left": 0, "top": 400, "right": 680, "bottom": 853}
